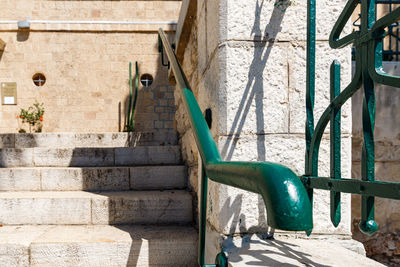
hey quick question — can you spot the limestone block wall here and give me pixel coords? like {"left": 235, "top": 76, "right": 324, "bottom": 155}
{"left": 352, "top": 62, "right": 400, "bottom": 265}
{"left": 0, "top": 0, "right": 181, "bottom": 133}
{"left": 175, "top": 0, "right": 353, "bottom": 262}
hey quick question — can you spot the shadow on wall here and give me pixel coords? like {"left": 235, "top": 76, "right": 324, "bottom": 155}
{"left": 17, "top": 30, "right": 30, "bottom": 42}
{"left": 219, "top": 0, "right": 289, "bottom": 236}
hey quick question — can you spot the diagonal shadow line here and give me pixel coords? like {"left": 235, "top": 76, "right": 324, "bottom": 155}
{"left": 221, "top": 0, "right": 288, "bottom": 162}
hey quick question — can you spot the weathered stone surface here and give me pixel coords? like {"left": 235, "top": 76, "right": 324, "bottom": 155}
{"left": 353, "top": 139, "right": 400, "bottom": 162}
{"left": 288, "top": 41, "right": 352, "bottom": 134}
{"left": 33, "top": 148, "right": 115, "bottom": 167}
{"left": 0, "top": 225, "right": 197, "bottom": 267}
{"left": 0, "top": 166, "right": 187, "bottom": 192}
{"left": 0, "top": 190, "right": 192, "bottom": 225}
{"left": 41, "top": 167, "right": 130, "bottom": 191}
{"left": 115, "top": 146, "right": 182, "bottom": 166}
{"left": 0, "top": 168, "right": 41, "bottom": 191}
{"left": 220, "top": 0, "right": 351, "bottom": 42}
{"left": 91, "top": 190, "right": 192, "bottom": 225}
{"left": 130, "top": 165, "right": 186, "bottom": 190}
{"left": 224, "top": 234, "right": 382, "bottom": 267}
{"left": 221, "top": 42, "right": 289, "bottom": 135}
{"left": 73, "top": 132, "right": 178, "bottom": 147}
{"left": 0, "top": 225, "right": 52, "bottom": 267}
{"left": 0, "top": 149, "right": 33, "bottom": 167}
{"left": 0, "top": 132, "right": 179, "bottom": 148}
{"left": 15, "top": 133, "right": 75, "bottom": 148}
{"left": 0, "top": 191, "right": 92, "bottom": 225}
{"left": 0, "top": 134, "right": 15, "bottom": 148}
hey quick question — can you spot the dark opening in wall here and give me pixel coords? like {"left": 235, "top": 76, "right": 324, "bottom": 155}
{"left": 32, "top": 73, "right": 46, "bottom": 86}
{"left": 140, "top": 74, "right": 153, "bottom": 87}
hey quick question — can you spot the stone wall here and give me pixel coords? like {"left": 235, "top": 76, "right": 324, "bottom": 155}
{"left": 0, "top": 0, "right": 181, "bottom": 133}
{"left": 175, "top": 0, "right": 354, "bottom": 263}
{"left": 352, "top": 62, "right": 400, "bottom": 265}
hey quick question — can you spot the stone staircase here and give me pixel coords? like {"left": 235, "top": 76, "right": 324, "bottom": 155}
{"left": 0, "top": 132, "right": 197, "bottom": 266}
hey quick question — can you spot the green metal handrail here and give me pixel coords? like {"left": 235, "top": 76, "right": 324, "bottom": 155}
{"left": 158, "top": 29, "right": 313, "bottom": 267}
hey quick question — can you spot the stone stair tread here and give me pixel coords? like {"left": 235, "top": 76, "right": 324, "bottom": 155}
{"left": 0, "top": 146, "right": 182, "bottom": 167}
{"left": 0, "top": 189, "right": 191, "bottom": 199}
{"left": 0, "top": 131, "right": 178, "bottom": 148}
{"left": 0, "top": 166, "right": 187, "bottom": 191}
{"left": 0, "top": 225, "right": 197, "bottom": 266}
{"left": 0, "top": 190, "right": 193, "bottom": 225}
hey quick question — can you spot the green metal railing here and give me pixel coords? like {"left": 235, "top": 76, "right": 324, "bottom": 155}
{"left": 305, "top": 0, "right": 400, "bottom": 236}
{"left": 353, "top": 0, "right": 400, "bottom": 61}
{"left": 158, "top": 0, "right": 400, "bottom": 264}
{"left": 158, "top": 29, "right": 312, "bottom": 267}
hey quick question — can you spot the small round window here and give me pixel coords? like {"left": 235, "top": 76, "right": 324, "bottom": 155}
{"left": 140, "top": 74, "right": 153, "bottom": 87}
{"left": 32, "top": 73, "right": 46, "bottom": 86}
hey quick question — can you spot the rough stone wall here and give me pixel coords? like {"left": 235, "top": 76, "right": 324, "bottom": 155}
{"left": 176, "top": 0, "right": 354, "bottom": 263}
{"left": 175, "top": 12, "right": 201, "bottom": 222}
{"left": 352, "top": 62, "right": 400, "bottom": 266}
{"left": 0, "top": 0, "right": 181, "bottom": 132}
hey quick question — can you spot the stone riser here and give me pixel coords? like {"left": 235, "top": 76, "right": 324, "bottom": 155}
{"left": 0, "top": 132, "right": 178, "bottom": 148}
{"left": 0, "top": 191, "right": 192, "bottom": 225}
{"left": 0, "top": 166, "right": 187, "bottom": 191}
{"left": 0, "top": 225, "right": 197, "bottom": 267}
{"left": 0, "top": 146, "right": 182, "bottom": 167}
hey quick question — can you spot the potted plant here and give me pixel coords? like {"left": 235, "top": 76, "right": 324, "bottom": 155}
{"left": 17, "top": 101, "right": 44, "bottom": 133}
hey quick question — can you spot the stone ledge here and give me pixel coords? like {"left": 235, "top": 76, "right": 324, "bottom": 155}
{"left": 224, "top": 234, "right": 382, "bottom": 267}
{"left": 0, "top": 23, "right": 176, "bottom": 32}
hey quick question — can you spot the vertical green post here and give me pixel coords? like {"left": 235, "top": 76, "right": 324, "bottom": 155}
{"left": 127, "top": 62, "right": 133, "bottom": 130}
{"left": 330, "top": 60, "right": 341, "bottom": 227}
{"left": 305, "top": 0, "right": 316, "bottom": 235}
{"left": 306, "top": 0, "right": 316, "bottom": 174}
{"left": 359, "top": 0, "right": 378, "bottom": 235}
{"left": 199, "top": 163, "right": 208, "bottom": 266}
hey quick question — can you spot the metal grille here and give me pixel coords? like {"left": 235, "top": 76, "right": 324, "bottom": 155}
{"left": 353, "top": 0, "right": 400, "bottom": 61}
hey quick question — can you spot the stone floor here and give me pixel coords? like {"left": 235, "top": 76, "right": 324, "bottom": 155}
{"left": 225, "top": 234, "right": 384, "bottom": 267}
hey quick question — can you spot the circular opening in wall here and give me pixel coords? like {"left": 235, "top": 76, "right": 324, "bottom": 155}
{"left": 140, "top": 74, "right": 153, "bottom": 87}
{"left": 32, "top": 73, "right": 46, "bottom": 87}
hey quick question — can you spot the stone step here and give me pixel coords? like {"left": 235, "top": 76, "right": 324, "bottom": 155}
{"left": 0, "top": 225, "right": 197, "bottom": 267}
{"left": 0, "top": 166, "right": 187, "bottom": 191}
{"left": 0, "top": 191, "right": 192, "bottom": 225}
{"left": 0, "top": 146, "right": 182, "bottom": 167}
{"left": 0, "top": 132, "right": 178, "bottom": 148}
